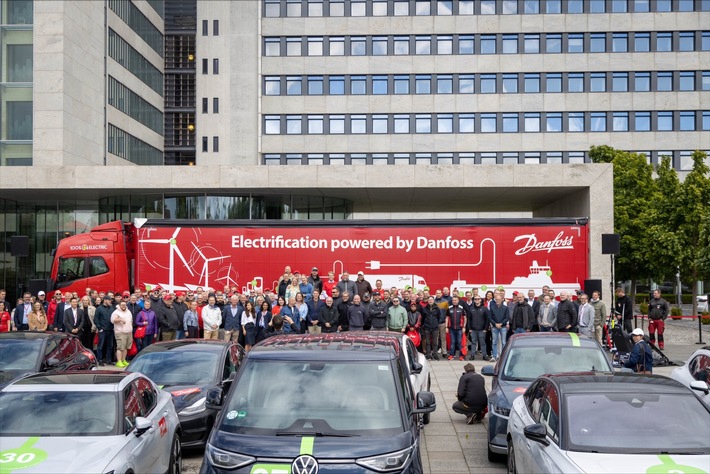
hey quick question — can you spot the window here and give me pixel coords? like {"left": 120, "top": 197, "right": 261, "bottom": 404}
{"left": 635, "top": 111, "right": 651, "bottom": 131}
{"left": 308, "top": 37, "right": 323, "bottom": 56}
{"left": 123, "top": 385, "right": 142, "bottom": 433}
{"left": 481, "top": 113, "right": 497, "bottom": 133}
{"left": 656, "top": 0, "right": 671, "bottom": 11}
{"left": 350, "top": 36, "right": 366, "bottom": 56}
{"left": 213, "top": 59, "right": 219, "bottom": 74}
{"left": 524, "top": 73, "right": 540, "bottom": 93}
{"left": 264, "top": 0, "right": 280, "bottom": 17}
{"left": 524, "top": 34, "right": 540, "bottom": 53}
{"left": 286, "top": 37, "right": 301, "bottom": 56}
{"left": 679, "top": 32, "right": 694, "bottom": 52}
{"left": 372, "top": 0, "right": 388, "bottom": 15}
{"left": 437, "top": 0, "right": 453, "bottom": 15}
{"left": 201, "top": 136, "right": 208, "bottom": 152}
{"left": 415, "top": 0, "right": 431, "bottom": 15}
{"left": 459, "top": 75, "right": 474, "bottom": 93}
{"left": 372, "top": 36, "right": 388, "bottom": 55}
{"left": 265, "top": 76, "right": 280, "bottom": 95}
{"left": 329, "top": 115, "right": 345, "bottom": 133}
{"left": 202, "top": 20, "right": 208, "bottom": 36}
{"left": 394, "top": 0, "right": 409, "bottom": 15}
{"left": 703, "top": 32, "right": 710, "bottom": 51}
{"left": 329, "top": 76, "right": 344, "bottom": 94}
{"left": 503, "top": 113, "right": 519, "bottom": 132}
{"left": 702, "top": 72, "right": 710, "bottom": 90}
{"left": 502, "top": 34, "right": 518, "bottom": 54}
{"left": 415, "top": 36, "right": 431, "bottom": 55}
{"left": 394, "top": 114, "right": 410, "bottom": 133}
{"left": 568, "top": 0, "right": 584, "bottom": 13}
{"left": 568, "top": 151, "right": 585, "bottom": 163}
{"left": 568, "top": 34, "right": 584, "bottom": 53}
{"left": 372, "top": 75, "right": 388, "bottom": 95}
{"left": 612, "top": 112, "right": 629, "bottom": 131}
{"left": 612, "top": 33, "right": 628, "bottom": 52}
{"left": 437, "top": 75, "right": 453, "bottom": 94}
{"left": 350, "top": 0, "right": 366, "bottom": 16}
{"left": 612, "top": 72, "right": 628, "bottom": 92}
{"left": 590, "top": 72, "right": 606, "bottom": 92}
{"left": 213, "top": 20, "right": 219, "bottom": 36}
{"left": 213, "top": 98, "right": 219, "bottom": 113}
{"left": 502, "top": 0, "right": 518, "bottom": 13}
{"left": 459, "top": 35, "right": 474, "bottom": 54}
{"left": 546, "top": 73, "right": 562, "bottom": 92}
{"left": 657, "top": 111, "right": 673, "bottom": 131}
{"left": 679, "top": 72, "right": 695, "bottom": 91}
{"left": 480, "top": 0, "right": 496, "bottom": 14}
{"left": 590, "top": 33, "right": 606, "bottom": 53}
{"left": 656, "top": 32, "right": 672, "bottom": 52}
{"left": 415, "top": 75, "right": 431, "bottom": 94}
{"left": 350, "top": 76, "right": 366, "bottom": 95}
{"left": 633, "top": 0, "right": 649, "bottom": 12}
{"left": 286, "top": 0, "right": 301, "bottom": 16}
{"left": 634, "top": 72, "right": 650, "bottom": 91}
{"left": 134, "top": 378, "right": 157, "bottom": 414}
{"left": 635, "top": 32, "right": 650, "bottom": 52}
{"left": 329, "top": 0, "right": 344, "bottom": 15}
{"left": 480, "top": 74, "right": 497, "bottom": 93}
{"left": 286, "top": 115, "right": 302, "bottom": 134}
{"left": 372, "top": 115, "right": 388, "bottom": 134}
{"left": 568, "top": 73, "right": 584, "bottom": 92}
{"left": 394, "top": 75, "right": 410, "bottom": 94}
{"left": 525, "top": 113, "right": 541, "bottom": 132}
{"left": 437, "top": 114, "right": 453, "bottom": 133}
{"left": 679, "top": 111, "right": 695, "bottom": 131}
{"left": 265, "top": 115, "right": 280, "bottom": 134}
{"left": 525, "top": 0, "right": 541, "bottom": 13}
{"left": 415, "top": 114, "right": 432, "bottom": 133}
{"left": 678, "top": 0, "right": 694, "bottom": 10}
{"left": 569, "top": 112, "right": 585, "bottom": 132}
{"left": 202, "top": 58, "right": 208, "bottom": 73}
{"left": 202, "top": 97, "right": 208, "bottom": 113}
{"left": 329, "top": 37, "right": 344, "bottom": 55}
{"left": 351, "top": 115, "right": 366, "bottom": 134}
{"left": 546, "top": 0, "right": 562, "bottom": 13}
{"left": 308, "top": 76, "right": 324, "bottom": 95}
{"left": 502, "top": 152, "right": 518, "bottom": 164}
{"left": 657, "top": 72, "right": 672, "bottom": 91}
{"left": 481, "top": 35, "right": 496, "bottom": 54}
{"left": 394, "top": 36, "right": 410, "bottom": 55}
{"left": 703, "top": 111, "right": 710, "bottom": 130}
{"left": 437, "top": 35, "right": 453, "bottom": 54}
{"left": 286, "top": 76, "right": 302, "bottom": 95}
{"left": 213, "top": 136, "right": 219, "bottom": 152}
{"left": 308, "top": 0, "right": 324, "bottom": 16}
{"left": 546, "top": 33, "right": 562, "bottom": 53}
{"left": 460, "top": 0, "right": 474, "bottom": 14}
{"left": 611, "top": 0, "right": 627, "bottom": 12}
{"left": 502, "top": 74, "right": 518, "bottom": 93}
{"left": 591, "top": 112, "right": 607, "bottom": 131}
{"left": 459, "top": 114, "right": 475, "bottom": 133}
{"left": 590, "top": 0, "right": 605, "bottom": 12}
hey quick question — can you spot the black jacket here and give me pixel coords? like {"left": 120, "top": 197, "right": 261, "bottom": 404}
{"left": 318, "top": 304, "right": 339, "bottom": 332}
{"left": 467, "top": 303, "right": 491, "bottom": 331}
{"left": 421, "top": 304, "right": 442, "bottom": 330}
{"left": 368, "top": 300, "right": 388, "bottom": 329}
{"left": 615, "top": 295, "right": 634, "bottom": 321}
{"left": 456, "top": 371, "right": 488, "bottom": 411}
{"left": 337, "top": 300, "right": 351, "bottom": 330}
{"left": 556, "top": 299, "right": 578, "bottom": 330}
{"left": 510, "top": 302, "right": 534, "bottom": 331}
{"left": 158, "top": 304, "right": 181, "bottom": 331}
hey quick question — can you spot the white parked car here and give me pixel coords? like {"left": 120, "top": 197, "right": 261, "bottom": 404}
{"left": 671, "top": 346, "right": 710, "bottom": 406}
{"left": 0, "top": 371, "right": 181, "bottom": 474}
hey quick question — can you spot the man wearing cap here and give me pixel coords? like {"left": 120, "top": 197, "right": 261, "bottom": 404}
{"left": 158, "top": 294, "right": 180, "bottom": 341}
{"left": 308, "top": 267, "right": 323, "bottom": 294}
{"left": 452, "top": 363, "right": 488, "bottom": 424}
{"left": 36, "top": 291, "right": 49, "bottom": 313}
{"left": 94, "top": 296, "right": 115, "bottom": 365}
{"left": 336, "top": 272, "right": 357, "bottom": 300}
{"left": 624, "top": 328, "right": 653, "bottom": 374}
{"left": 354, "top": 272, "right": 373, "bottom": 299}
{"left": 368, "top": 291, "right": 388, "bottom": 330}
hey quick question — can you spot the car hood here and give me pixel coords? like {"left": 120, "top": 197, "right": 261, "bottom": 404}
{"left": 161, "top": 384, "right": 210, "bottom": 411}
{"left": 566, "top": 452, "right": 710, "bottom": 473}
{"left": 495, "top": 378, "right": 533, "bottom": 405}
{"left": 0, "top": 436, "right": 127, "bottom": 473}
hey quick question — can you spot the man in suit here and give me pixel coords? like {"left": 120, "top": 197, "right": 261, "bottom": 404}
{"left": 63, "top": 296, "right": 85, "bottom": 337}
{"left": 53, "top": 291, "right": 74, "bottom": 332}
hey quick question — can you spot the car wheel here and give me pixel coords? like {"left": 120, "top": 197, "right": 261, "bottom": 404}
{"left": 169, "top": 433, "right": 182, "bottom": 474}
{"left": 427, "top": 374, "right": 431, "bottom": 391}
{"left": 507, "top": 442, "right": 516, "bottom": 474}
{"left": 488, "top": 444, "right": 504, "bottom": 463}
{"left": 422, "top": 412, "right": 430, "bottom": 425}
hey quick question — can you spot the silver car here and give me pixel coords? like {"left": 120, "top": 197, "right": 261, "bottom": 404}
{"left": 671, "top": 346, "right": 710, "bottom": 406}
{"left": 0, "top": 371, "right": 182, "bottom": 474}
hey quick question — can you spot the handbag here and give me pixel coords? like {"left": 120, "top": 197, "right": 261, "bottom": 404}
{"left": 406, "top": 329, "right": 421, "bottom": 347}
{"left": 134, "top": 325, "right": 146, "bottom": 339}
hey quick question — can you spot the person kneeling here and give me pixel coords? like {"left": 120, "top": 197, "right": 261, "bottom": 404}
{"left": 452, "top": 363, "right": 488, "bottom": 424}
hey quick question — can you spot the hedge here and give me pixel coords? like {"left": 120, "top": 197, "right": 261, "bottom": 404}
{"left": 634, "top": 294, "right": 694, "bottom": 304}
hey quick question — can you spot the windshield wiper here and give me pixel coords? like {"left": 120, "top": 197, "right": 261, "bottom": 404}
{"left": 276, "top": 431, "right": 356, "bottom": 437}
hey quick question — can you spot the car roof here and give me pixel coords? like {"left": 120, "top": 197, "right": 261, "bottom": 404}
{"left": 250, "top": 333, "right": 399, "bottom": 361}
{"left": 136, "top": 339, "right": 233, "bottom": 355}
{"left": 506, "top": 332, "right": 601, "bottom": 348}
{"left": 2, "top": 371, "right": 136, "bottom": 392}
{"left": 0, "top": 331, "right": 73, "bottom": 341}
{"left": 541, "top": 373, "right": 693, "bottom": 395}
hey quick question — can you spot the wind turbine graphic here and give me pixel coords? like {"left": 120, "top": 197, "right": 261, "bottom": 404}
{"left": 139, "top": 228, "right": 194, "bottom": 292}
{"left": 215, "top": 263, "right": 239, "bottom": 289}
{"left": 190, "top": 243, "right": 230, "bottom": 290}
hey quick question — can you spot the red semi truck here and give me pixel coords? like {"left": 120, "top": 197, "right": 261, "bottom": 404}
{"left": 50, "top": 218, "right": 589, "bottom": 297}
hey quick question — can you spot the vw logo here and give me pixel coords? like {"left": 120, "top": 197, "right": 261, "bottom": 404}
{"left": 292, "top": 454, "right": 319, "bottom": 474}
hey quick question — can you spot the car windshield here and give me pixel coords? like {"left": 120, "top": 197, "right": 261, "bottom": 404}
{"left": 128, "top": 350, "right": 219, "bottom": 386}
{"left": 0, "top": 391, "right": 118, "bottom": 436}
{"left": 502, "top": 346, "right": 611, "bottom": 381}
{"left": 0, "top": 339, "right": 42, "bottom": 371}
{"left": 565, "top": 392, "right": 710, "bottom": 454}
{"left": 220, "top": 360, "right": 404, "bottom": 437}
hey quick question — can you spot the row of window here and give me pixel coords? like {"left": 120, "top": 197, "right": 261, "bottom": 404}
{"left": 263, "top": 111, "right": 710, "bottom": 134}
{"left": 107, "top": 76, "right": 164, "bottom": 135}
{"left": 107, "top": 124, "right": 163, "bottom": 165}
{"left": 108, "top": 0, "right": 163, "bottom": 57}
{"left": 264, "top": 71, "right": 710, "bottom": 95}
{"left": 201, "top": 19, "right": 220, "bottom": 36}
{"left": 264, "top": 0, "right": 710, "bottom": 17}
{"left": 262, "top": 150, "right": 707, "bottom": 171}
{"left": 108, "top": 29, "right": 164, "bottom": 96}
{"left": 201, "top": 136, "right": 220, "bottom": 153}
{"left": 263, "top": 31, "right": 710, "bottom": 56}
{"left": 146, "top": 0, "right": 164, "bottom": 19}
{"left": 201, "top": 58, "right": 220, "bottom": 75}
{"left": 201, "top": 98, "right": 220, "bottom": 114}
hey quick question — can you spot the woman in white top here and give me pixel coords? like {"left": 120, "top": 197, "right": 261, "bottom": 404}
{"left": 241, "top": 301, "right": 257, "bottom": 352}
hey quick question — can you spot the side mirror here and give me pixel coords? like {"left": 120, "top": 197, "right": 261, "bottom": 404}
{"left": 412, "top": 391, "right": 436, "bottom": 415}
{"left": 481, "top": 365, "right": 495, "bottom": 376}
{"left": 523, "top": 423, "right": 550, "bottom": 446}
{"left": 134, "top": 416, "right": 152, "bottom": 437}
{"left": 690, "top": 380, "right": 710, "bottom": 395}
{"left": 411, "top": 361, "right": 423, "bottom": 375}
{"left": 206, "top": 387, "right": 224, "bottom": 410}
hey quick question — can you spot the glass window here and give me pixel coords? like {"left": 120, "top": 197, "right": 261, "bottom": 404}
{"left": 373, "top": 36, "right": 388, "bottom": 55}
{"left": 546, "top": 34, "right": 562, "bottom": 53}
{"left": 657, "top": 111, "right": 673, "bottom": 131}
{"left": 415, "top": 36, "right": 431, "bottom": 55}
{"left": 286, "top": 115, "right": 302, "bottom": 134}
{"left": 308, "top": 37, "right": 323, "bottom": 56}
{"left": 329, "top": 115, "right": 345, "bottom": 134}
{"left": 308, "top": 0, "right": 324, "bottom": 16}
{"left": 656, "top": 0, "right": 671, "bottom": 11}
{"left": 503, "top": 74, "right": 518, "bottom": 93}
{"left": 481, "top": 113, "right": 497, "bottom": 133}
{"left": 415, "top": 114, "right": 432, "bottom": 133}
{"left": 393, "top": 0, "right": 409, "bottom": 15}
{"left": 679, "top": 32, "right": 694, "bottom": 52}
{"left": 657, "top": 72, "right": 672, "bottom": 91}
{"left": 590, "top": 0, "right": 605, "bottom": 12}
{"left": 202, "top": 97, "right": 209, "bottom": 113}
{"left": 612, "top": 72, "right": 628, "bottom": 92}
{"left": 415, "top": 75, "right": 431, "bottom": 94}
{"left": 265, "top": 76, "right": 281, "bottom": 95}
{"left": 502, "top": 34, "right": 518, "bottom": 54}
{"left": 702, "top": 71, "right": 710, "bottom": 90}
{"left": 286, "top": 37, "right": 302, "bottom": 56}
{"left": 635, "top": 32, "right": 650, "bottom": 52}
{"left": 459, "top": 1, "right": 474, "bottom": 14}
{"left": 502, "top": 152, "right": 519, "bottom": 164}
{"left": 351, "top": 115, "right": 366, "bottom": 134}
{"left": 568, "top": 0, "right": 584, "bottom": 13}
{"left": 394, "top": 36, "right": 410, "bottom": 55}
{"left": 481, "top": 35, "right": 496, "bottom": 54}
{"left": 213, "top": 58, "right": 219, "bottom": 74}
{"left": 264, "top": 38, "right": 280, "bottom": 56}
{"left": 546, "top": 73, "right": 562, "bottom": 92}
{"left": 613, "top": 112, "right": 629, "bottom": 131}
{"left": 350, "top": 36, "right": 366, "bottom": 56}
{"left": 438, "top": 35, "right": 453, "bottom": 54}
{"left": 656, "top": 32, "right": 672, "bottom": 52}
{"left": 569, "top": 112, "right": 585, "bottom": 132}
{"left": 286, "top": 0, "right": 302, "bottom": 16}
{"left": 329, "top": 0, "right": 344, "bottom": 15}
{"left": 437, "top": 75, "right": 453, "bottom": 93}
{"left": 633, "top": 0, "right": 649, "bottom": 12}
{"left": 264, "top": 116, "right": 280, "bottom": 134}
{"left": 329, "top": 37, "right": 345, "bottom": 56}
{"left": 329, "top": 76, "right": 345, "bottom": 94}
{"left": 679, "top": 72, "right": 695, "bottom": 91}
{"left": 394, "top": 75, "right": 410, "bottom": 94}
{"left": 591, "top": 112, "right": 607, "bottom": 131}
{"left": 679, "top": 111, "right": 695, "bottom": 131}
{"left": 592, "top": 72, "right": 606, "bottom": 92}
{"left": 437, "top": 114, "right": 453, "bottom": 133}
{"left": 612, "top": 33, "right": 628, "bottom": 52}
{"left": 459, "top": 35, "right": 474, "bottom": 54}
{"left": 524, "top": 34, "right": 540, "bottom": 53}
{"left": 286, "top": 76, "right": 302, "bottom": 95}
{"left": 611, "top": 0, "right": 627, "bottom": 12}
{"left": 394, "top": 114, "right": 410, "bottom": 133}
{"left": 480, "top": 0, "right": 496, "bottom": 14}
{"left": 264, "top": 0, "right": 280, "bottom": 17}
{"left": 590, "top": 33, "right": 606, "bottom": 53}
{"left": 415, "top": 0, "right": 431, "bottom": 15}
{"left": 525, "top": 0, "right": 541, "bottom": 13}
{"left": 373, "top": 75, "right": 388, "bottom": 95}
{"left": 308, "top": 76, "right": 323, "bottom": 95}
{"left": 350, "top": 0, "right": 366, "bottom": 16}
{"left": 502, "top": 0, "right": 518, "bottom": 13}
{"left": 568, "top": 151, "right": 585, "bottom": 163}
{"left": 568, "top": 73, "right": 584, "bottom": 92}
{"left": 703, "top": 32, "right": 710, "bottom": 51}
{"left": 503, "top": 113, "right": 519, "bottom": 132}
{"left": 703, "top": 111, "right": 710, "bottom": 130}
{"left": 202, "top": 136, "right": 208, "bottom": 152}
{"left": 437, "top": 0, "right": 453, "bottom": 15}
{"left": 524, "top": 73, "right": 540, "bottom": 92}
{"left": 459, "top": 75, "right": 475, "bottom": 93}
{"left": 634, "top": 72, "right": 650, "bottom": 91}
{"left": 525, "top": 113, "right": 541, "bottom": 132}
{"left": 481, "top": 74, "right": 497, "bottom": 93}
{"left": 308, "top": 115, "right": 324, "bottom": 134}
{"left": 459, "top": 114, "right": 475, "bottom": 132}
{"left": 350, "top": 76, "right": 366, "bottom": 95}
{"left": 372, "top": 0, "right": 389, "bottom": 15}
{"left": 635, "top": 111, "right": 651, "bottom": 131}
{"left": 546, "top": 0, "right": 562, "bottom": 13}
{"left": 480, "top": 153, "right": 497, "bottom": 164}
{"left": 202, "top": 20, "right": 208, "bottom": 36}
{"left": 678, "top": 0, "right": 694, "bottom": 10}
{"left": 568, "top": 34, "right": 584, "bottom": 53}
{"left": 372, "top": 115, "right": 388, "bottom": 134}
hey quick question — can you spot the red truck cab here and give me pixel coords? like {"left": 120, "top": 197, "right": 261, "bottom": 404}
{"left": 50, "top": 221, "right": 135, "bottom": 294}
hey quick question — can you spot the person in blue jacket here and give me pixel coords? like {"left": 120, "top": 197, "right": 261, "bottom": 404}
{"left": 624, "top": 328, "right": 653, "bottom": 373}
{"left": 487, "top": 292, "right": 510, "bottom": 362}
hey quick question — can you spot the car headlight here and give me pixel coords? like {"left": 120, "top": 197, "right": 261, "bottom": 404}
{"left": 493, "top": 405, "right": 511, "bottom": 417}
{"left": 356, "top": 447, "right": 413, "bottom": 473}
{"left": 179, "top": 396, "right": 206, "bottom": 416}
{"left": 206, "top": 444, "right": 255, "bottom": 470}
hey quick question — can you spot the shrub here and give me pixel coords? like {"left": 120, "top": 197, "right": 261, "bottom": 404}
{"left": 702, "top": 311, "right": 710, "bottom": 325}
{"left": 670, "top": 307, "right": 683, "bottom": 320}
{"left": 639, "top": 303, "right": 649, "bottom": 315}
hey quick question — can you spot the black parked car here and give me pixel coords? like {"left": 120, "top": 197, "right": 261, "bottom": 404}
{"left": 0, "top": 332, "right": 98, "bottom": 388}
{"left": 126, "top": 339, "right": 245, "bottom": 448}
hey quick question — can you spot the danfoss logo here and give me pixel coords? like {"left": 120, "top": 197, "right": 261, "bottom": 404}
{"left": 69, "top": 244, "right": 109, "bottom": 251}
{"left": 514, "top": 232, "right": 574, "bottom": 255}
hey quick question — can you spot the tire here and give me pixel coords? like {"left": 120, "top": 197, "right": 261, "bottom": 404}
{"left": 488, "top": 443, "right": 504, "bottom": 463}
{"left": 422, "top": 412, "right": 430, "bottom": 425}
{"left": 507, "top": 442, "right": 516, "bottom": 474}
{"left": 168, "top": 433, "right": 182, "bottom": 474}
